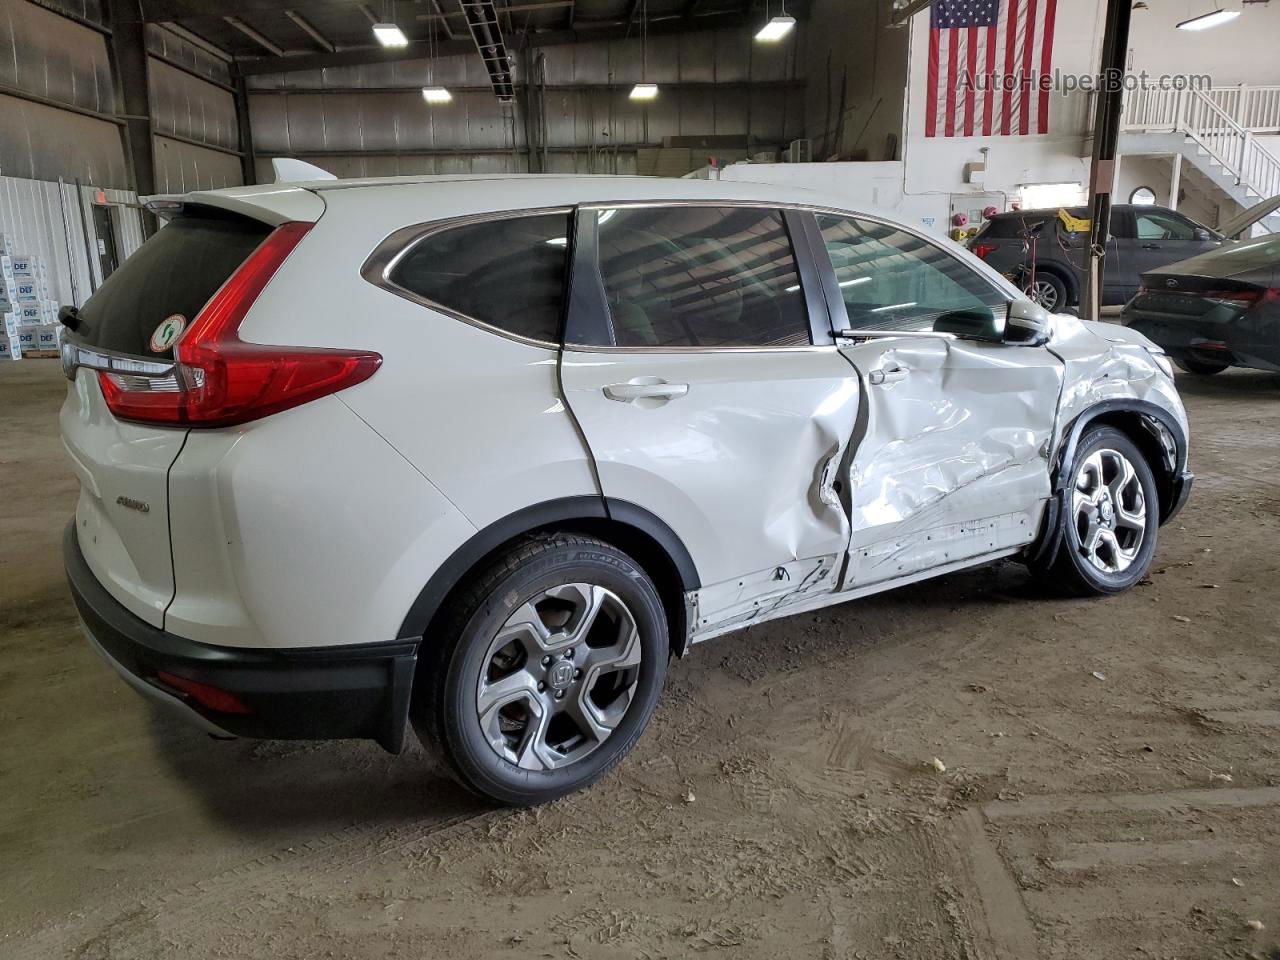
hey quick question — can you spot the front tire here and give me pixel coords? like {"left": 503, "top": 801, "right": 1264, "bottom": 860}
{"left": 413, "top": 535, "right": 668, "bottom": 806}
{"left": 1041, "top": 426, "right": 1159, "bottom": 596}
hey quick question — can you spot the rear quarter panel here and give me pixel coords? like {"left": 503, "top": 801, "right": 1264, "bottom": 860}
{"left": 234, "top": 188, "right": 599, "bottom": 533}
{"left": 166, "top": 397, "right": 476, "bottom": 649}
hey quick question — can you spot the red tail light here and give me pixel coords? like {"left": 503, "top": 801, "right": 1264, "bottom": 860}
{"left": 1202, "top": 288, "right": 1263, "bottom": 306}
{"left": 156, "top": 671, "right": 251, "bottom": 714}
{"left": 972, "top": 242, "right": 998, "bottom": 260}
{"left": 99, "top": 222, "right": 382, "bottom": 428}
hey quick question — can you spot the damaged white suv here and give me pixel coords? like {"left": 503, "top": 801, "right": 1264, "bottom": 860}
{"left": 61, "top": 173, "right": 1192, "bottom": 805}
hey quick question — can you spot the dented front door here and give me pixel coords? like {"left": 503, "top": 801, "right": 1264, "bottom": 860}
{"left": 837, "top": 336, "right": 1063, "bottom": 589}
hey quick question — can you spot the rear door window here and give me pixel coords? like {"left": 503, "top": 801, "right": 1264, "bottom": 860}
{"left": 593, "top": 205, "right": 810, "bottom": 348}
{"left": 389, "top": 212, "right": 571, "bottom": 344}
{"left": 72, "top": 209, "right": 271, "bottom": 359}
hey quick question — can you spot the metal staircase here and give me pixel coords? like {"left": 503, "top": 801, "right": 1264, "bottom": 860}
{"left": 1120, "top": 85, "right": 1280, "bottom": 234}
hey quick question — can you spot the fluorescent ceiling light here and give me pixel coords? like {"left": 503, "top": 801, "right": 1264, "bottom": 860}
{"left": 871, "top": 301, "right": 917, "bottom": 313}
{"left": 755, "top": 15, "right": 796, "bottom": 41}
{"left": 421, "top": 86, "right": 452, "bottom": 104}
{"left": 838, "top": 276, "right": 871, "bottom": 288}
{"left": 629, "top": 83, "right": 659, "bottom": 101}
{"left": 1176, "top": 8, "right": 1240, "bottom": 30}
{"left": 545, "top": 237, "right": 568, "bottom": 246}
{"left": 372, "top": 22, "right": 408, "bottom": 47}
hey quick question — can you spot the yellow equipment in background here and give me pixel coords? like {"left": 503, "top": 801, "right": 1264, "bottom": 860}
{"left": 1058, "top": 208, "right": 1092, "bottom": 234}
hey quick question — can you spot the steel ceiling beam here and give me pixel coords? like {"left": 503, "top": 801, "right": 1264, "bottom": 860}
{"left": 235, "top": 10, "right": 757, "bottom": 74}
{"left": 224, "top": 15, "right": 285, "bottom": 56}
{"left": 889, "top": 0, "right": 931, "bottom": 27}
{"left": 284, "top": 9, "right": 335, "bottom": 51}
{"left": 160, "top": 21, "right": 234, "bottom": 60}
{"left": 459, "top": 1, "right": 516, "bottom": 102}
{"left": 428, "top": 0, "right": 455, "bottom": 39}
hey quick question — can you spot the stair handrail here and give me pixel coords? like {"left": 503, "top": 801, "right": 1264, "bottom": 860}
{"left": 1178, "top": 88, "right": 1280, "bottom": 211}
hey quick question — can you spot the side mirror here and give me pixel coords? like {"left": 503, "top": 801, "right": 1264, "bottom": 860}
{"left": 1004, "top": 298, "right": 1052, "bottom": 345}
{"left": 1192, "top": 226, "right": 1212, "bottom": 241}
{"left": 933, "top": 308, "right": 1003, "bottom": 342}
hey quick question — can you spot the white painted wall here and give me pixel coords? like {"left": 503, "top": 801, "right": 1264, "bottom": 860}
{"left": 1112, "top": 155, "right": 1219, "bottom": 227}
{"left": 0, "top": 176, "right": 145, "bottom": 308}
{"left": 713, "top": 160, "right": 952, "bottom": 235}
{"left": 900, "top": 0, "right": 1106, "bottom": 205}
{"left": 1128, "top": 2, "right": 1280, "bottom": 86}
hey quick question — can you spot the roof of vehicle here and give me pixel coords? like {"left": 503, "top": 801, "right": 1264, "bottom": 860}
{"left": 192, "top": 173, "right": 860, "bottom": 210}
{"left": 193, "top": 173, "right": 990, "bottom": 235}
{"left": 986, "top": 204, "right": 1152, "bottom": 219}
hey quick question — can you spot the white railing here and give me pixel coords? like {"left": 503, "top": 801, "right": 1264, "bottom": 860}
{"left": 1203, "top": 86, "right": 1280, "bottom": 134}
{"left": 1127, "top": 85, "right": 1280, "bottom": 134}
{"left": 1123, "top": 85, "right": 1280, "bottom": 208}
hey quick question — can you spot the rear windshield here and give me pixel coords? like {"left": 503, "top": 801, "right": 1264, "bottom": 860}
{"left": 72, "top": 208, "right": 271, "bottom": 359}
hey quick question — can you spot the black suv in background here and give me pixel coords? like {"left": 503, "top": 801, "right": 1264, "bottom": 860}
{"left": 969, "top": 205, "right": 1229, "bottom": 311}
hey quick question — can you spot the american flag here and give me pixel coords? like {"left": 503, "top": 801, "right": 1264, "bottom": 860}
{"left": 926, "top": 0, "right": 1059, "bottom": 138}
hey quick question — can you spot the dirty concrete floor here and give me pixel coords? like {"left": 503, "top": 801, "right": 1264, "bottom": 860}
{"left": 2, "top": 358, "right": 1278, "bottom": 960}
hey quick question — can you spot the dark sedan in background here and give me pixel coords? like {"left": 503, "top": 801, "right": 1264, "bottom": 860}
{"left": 1121, "top": 232, "right": 1280, "bottom": 375}
{"left": 970, "top": 200, "right": 1279, "bottom": 312}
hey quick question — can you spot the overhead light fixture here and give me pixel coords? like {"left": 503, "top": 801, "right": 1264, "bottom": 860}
{"left": 421, "top": 86, "right": 452, "bottom": 104}
{"left": 1176, "top": 7, "right": 1240, "bottom": 30}
{"left": 372, "top": 22, "right": 408, "bottom": 46}
{"left": 755, "top": 15, "right": 796, "bottom": 41}
{"left": 629, "top": 82, "right": 659, "bottom": 101}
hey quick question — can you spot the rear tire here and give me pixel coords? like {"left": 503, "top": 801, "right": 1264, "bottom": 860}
{"left": 412, "top": 534, "right": 668, "bottom": 806}
{"left": 1174, "top": 355, "right": 1229, "bottom": 376}
{"left": 1039, "top": 426, "right": 1159, "bottom": 597}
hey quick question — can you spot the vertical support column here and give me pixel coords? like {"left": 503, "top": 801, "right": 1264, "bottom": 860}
{"left": 105, "top": 0, "right": 157, "bottom": 237}
{"left": 1081, "top": 0, "right": 1132, "bottom": 324}
{"left": 234, "top": 71, "right": 258, "bottom": 185}
{"left": 1168, "top": 152, "right": 1182, "bottom": 211}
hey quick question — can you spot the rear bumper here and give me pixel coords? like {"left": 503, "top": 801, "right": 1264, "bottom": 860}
{"left": 64, "top": 521, "right": 417, "bottom": 753}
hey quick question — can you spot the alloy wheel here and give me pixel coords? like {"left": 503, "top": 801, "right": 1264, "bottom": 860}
{"left": 1071, "top": 448, "right": 1147, "bottom": 574}
{"left": 475, "top": 583, "right": 642, "bottom": 771}
{"left": 1028, "top": 278, "right": 1060, "bottom": 310}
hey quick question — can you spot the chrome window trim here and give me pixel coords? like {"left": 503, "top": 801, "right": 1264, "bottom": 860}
{"left": 359, "top": 198, "right": 1019, "bottom": 354}
{"left": 360, "top": 206, "right": 573, "bottom": 351}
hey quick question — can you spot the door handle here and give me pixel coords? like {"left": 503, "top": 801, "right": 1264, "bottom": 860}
{"left": 603, "top": 380, "right": 689, "bottom": 402}
{"left": 868, "top": 366, "right": 909, "bottom": 386}
{"left": 1141, "top": 243, "right": 1162, "bottom": 250}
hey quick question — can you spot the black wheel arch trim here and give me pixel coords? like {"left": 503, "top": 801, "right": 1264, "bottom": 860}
{"left": 1028, "top": 398, "right": 1192, "bottom": 566}
{"left": 395, "top": 496, "right": 701, "bottom": 643}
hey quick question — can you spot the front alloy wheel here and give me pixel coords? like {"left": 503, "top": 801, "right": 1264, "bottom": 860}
{"left": 1037, "top": 425, "right": 1160, "bottom": 596}
{"left": 1071, "top": 448, "right": 1147, "bottom": 575}
{"left": 477, "top": 583, "right": 641, "bottom": 771}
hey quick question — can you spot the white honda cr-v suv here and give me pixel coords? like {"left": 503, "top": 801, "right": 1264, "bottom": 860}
{"left": 61, "top": 171, "right": 1192, "bottom": 806}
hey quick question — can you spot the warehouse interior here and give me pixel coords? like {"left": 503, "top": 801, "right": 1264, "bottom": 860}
{"left": 3, "top": 0, "right": 1280, "bottom": 956}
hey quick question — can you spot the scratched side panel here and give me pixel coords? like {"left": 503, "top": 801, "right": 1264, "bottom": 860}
{"left": 839, "top": 338, "right": 1063, "bottom": 588}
